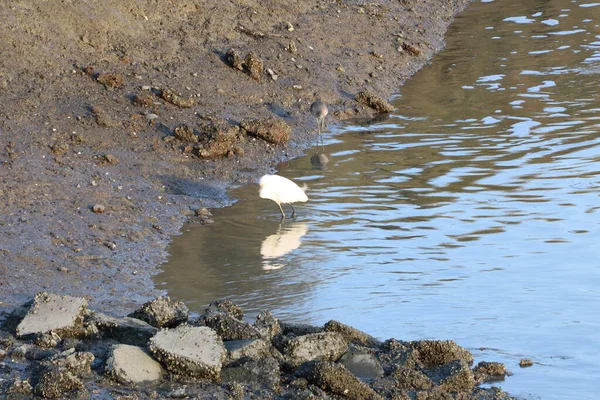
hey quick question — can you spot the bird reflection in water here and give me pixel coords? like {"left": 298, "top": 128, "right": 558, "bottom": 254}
{"left": 260, "top": 222, "right": 309, "bottom": 271}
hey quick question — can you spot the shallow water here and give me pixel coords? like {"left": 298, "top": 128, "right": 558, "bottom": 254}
{"left": 157, "top": 1, "right": 600, "bottom": 398}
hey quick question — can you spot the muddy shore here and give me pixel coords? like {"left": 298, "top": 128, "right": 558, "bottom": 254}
{"left": 0, "top": 0, "right": 473, "bottom": 314}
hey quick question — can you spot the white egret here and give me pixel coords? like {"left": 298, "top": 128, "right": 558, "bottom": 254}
{"left": 259, "top": 174, "right": 308, "bottom": 219}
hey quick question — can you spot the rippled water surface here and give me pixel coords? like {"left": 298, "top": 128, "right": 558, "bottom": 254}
{"left": 157, "top": 1, "right": 600, "bottom": 398}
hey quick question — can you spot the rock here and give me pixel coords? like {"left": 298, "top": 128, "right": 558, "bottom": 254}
{"left": 425, "top": 359, "right": 475, "bottom": 393}
{"left": 160, "top": 88, "right": 195, "bottom": 108}
{"left": 240, "top": 117, "right": 291, "bottom": 144}
{"left": 280, "top": 322, "right": 323, "bottom": 336}
{"left": 519, "top": 358, "right": 533, "bottom": 367}
{"left": 377, "top": 339, "right": 422, "bottom": 371}
{"left": 128, "top": 296, "right": 189, "bottom": 328}
{"left": 278, "top": 332, "right": 348, "bottom": 367}
{"left": 11, "top": 344, "right": 56, "bottom": 361}
{"left": 224, "top": 339, "right": 271, "bottom": 364}
{"left": 410, "top": 340, "right": 474, "bottom": 368}
{"left": 87, "top": 312, "right": 158, "bottom": 346}
{"left": 401, "top": 42, "right": 421, "bottom": 56}
{"left": 196, "top": 120, "right": 240, "bottom": 159}
{"left": 254, "top": 310, "right": 281, "bottom": 340}
{"left": 173, "top": 124, "right": 199, "bottom": 143}
{"left": 7, "top": 378, "right": 33, "bottom": 395}
{"left": 50, "top": 142, "right": 69, "bottom": 155}
{"left": 390, "top": 365, "right": 433, "bottom": 390}
{"left": 149, "top": 325, "right": 226, "bottom": 379}
{"left": 303, "top": 361, "right": 383, "bottom": 400}
{"left": 133, "top": 93, "right": 154, "bottom": 107}
{"left": 92, "top": 204, "right": 105, "bottom": 213}
{"left": 324, "top": 320, "right": 380, "bottom": 347}
{"left": 244, "top": 52, "right": 263, "bottom": 80}
{"left": 105, "top": 344, "right": 165, "bottom": 385}
{"left": 100, "top": 154, "right": 119, "bottom": 165}
{"left": 91, "top": 106, "right": 118, "bottom": 127}
{"left": 202, "top": 312, "right": 262, "bottom": 340}
{"left": 15, "top": 292, "right": 88, "bottom": 339}
{"left": 221, "top": 357, "right": 281, "bottom": 392}
{"left": 33, "top": 350, "right": 94, "bottom": 398}
{"left": 355, "top": 90, "right": 394, "bottom": 113}
{"left": 473, "top": 361, "right": 507, "bottom": 384}
{"left": 338, "top": 345, "right": 384, "bottom": 381}
{"left": 286, "top": 40, "right": 298, "bottom": 53}
{"left": 204, "top": 300, "right": 244, "bottom": 320}
{"left": 34, "top": 332, "right": 61, "bottom": 348}
{"left": 225, "top": 48, "right": 244, "bottom": 71}
{"left": 97, "top": 72, "right": 124, "bottom": 88}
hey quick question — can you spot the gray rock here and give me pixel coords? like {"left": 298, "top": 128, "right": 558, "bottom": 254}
{"left": 279, "top": 332, "right": 348, "bottom": 367}
{"left": 204, "top": 300, "right": 244, "bottom": 319}
{"left": 16, "top": 292, "right": 88, "bottom": 338}
{"left": 426, "top": 359, "right": 475, "bottom": 393}
{"left": 221, "top": 357, "right": 281, "bottom": 392}
{"left": 105, "top": 344, "right": 164, "bottom": 385}
{"left": 11, "top": 344, "right": 56, "bottom": 361}
{"left": 224, "top": 339, "right": 271, "bottom": 364}
{"left": 149, "top": 325, "right": 226, "bottom": 379}
{"left": 303, "top": 361, "right": 383, "bottom": 400}
{"left": 87, "top": 312, "right": 157, "bottom": 346}
{"left": 339, "top": 346, "right": 384, "bottom": 381}
{"left": 254, "top": 310, "right": 281, "bottom": 340}
{"left": 128, "top": 296, "right": 189, "bottom": 328}
{"left": 324, "top": 320, "right": 380, "bottom": 347}
{"left": 202, "top": 312, "right": 262, "bottom": 340}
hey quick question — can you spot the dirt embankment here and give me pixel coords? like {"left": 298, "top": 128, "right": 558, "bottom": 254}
{"left": 0, "top": 0, "right": 470, "bottom": 312}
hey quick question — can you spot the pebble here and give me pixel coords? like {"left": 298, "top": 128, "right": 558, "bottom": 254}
{"left": 286, "top": 21, "right": 294, "bottom": 31}
{"left": 146, "top": 113, "right": 159, "bottom": 120}
{"left": 92, "top": 204, "right": 105, "bottom": 213}
{"left": 292, "top": 85, "right": 303, "bottom": 90}
{"left": 57, "top": 267, "right": 69, "bottom": 273}
{"left": 105, "top": 241, "right": 116, "bottom": 250}
{"left": 519, "top": 358, "right": 533, "bottom": 367}
{"left": 141, "top": 85, "right": 152, "bottom": 91}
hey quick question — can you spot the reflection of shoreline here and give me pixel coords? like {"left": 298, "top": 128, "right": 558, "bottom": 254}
{"left": 261, "top": 222, "right": 309, "bottom": 270}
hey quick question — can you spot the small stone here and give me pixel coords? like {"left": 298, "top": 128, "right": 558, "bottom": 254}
{"left": 292, "top": 84, "right": 303, "bottom": 90}
{"left": 285, "top": 21, "right": 294, "bottom": 31}
{"left": 160, "top": 88, "right": 195, "bottom": 108}
{"left": 244, "top": 52, "right": 263, "bottom": 81}
{"left": 519, "top": 358, "right": 533, "bottom": 367}
{"left": 225, "top": 48, "right": 244, "bottom": 71}
{"left": 97, "top": 73, "right": 125, "bottom": 88}
{"left": 57, "top": 267, "right": 69, "bottom": 273}
{"left": 92, "top": 204, "right": 105, "bottom": 214}
{"left": 146, "top": 113, "right": 159, "bottom": 120}
{"left": 286, "top": 40, "right": 298, "bottom": 54}
{"left": 105, "top": 241, "right": 116, "bottom": 250}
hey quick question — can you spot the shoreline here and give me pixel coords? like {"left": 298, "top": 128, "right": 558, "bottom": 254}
{"left": 1, "top": 0, "right": 469, "bottom": 312}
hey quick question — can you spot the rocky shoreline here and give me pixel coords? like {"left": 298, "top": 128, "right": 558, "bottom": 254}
{"left": 0, "top": 292, "right": 514, "bottom": 399}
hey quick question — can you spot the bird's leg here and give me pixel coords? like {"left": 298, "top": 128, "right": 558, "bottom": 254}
{"left": 289, "top": 204, "right": 296, "bottom": 218}
{"left": 277, "top": 203, "right": 286, "bottom": 219}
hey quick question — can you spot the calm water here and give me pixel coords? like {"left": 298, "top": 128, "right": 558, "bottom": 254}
{"left": 157, "top": 1, "right": 600, "bottom": 398}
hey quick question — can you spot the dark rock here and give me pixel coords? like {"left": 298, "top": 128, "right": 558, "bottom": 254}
{"left": 410, "top": 340, "right": 473, "bottom": 368}
{"left": 50, "top": 142, "right": 69, "bottom": 155}
{"left": 133, "top": 93, "right": 154, "bottom": 107}
{"left": 473, "top": 361, "right": 507, "bottom": 384}
{"left": 240, "top": 117, "right": 291, "bottom": 144}
{"left": 355, "top": 90, "right": 394, "bottom": 113}
{"left": 6, "top": 378, "right": 33, "bottom": 395}
{"left": 324, "top": 320, "right": 380, "bottom": 347}
{"left": 87, "top": 312, "right": 157, "bottom": 346}
{"left": 97, "top": 73, "right": 124, "bottom": 88}
{"left": 15, "top": 292, "right": 88, "bottom": 339}
{"left": 377, "top": 339, "right": 422, "bottom": 371}
{"left": 128, "top": 296, "right": 189, "bottom": 328}
{"left": 149, "top": 325, "right": 226, "bottom": 379}
{"left": 224, "top": 339, "right": 271, "bottom": 364}
{"left": 339, "top": 345, "right": 384, "bottom": 381}
{"left": 244, "top": 52, "right": 263, "bottom": 80}
{"left": 425, "top": 359, "right": 475, "bottom": 393}
{"left": 32, "top": 350, "right": 94, "bottom": 398}
{"left": 196, "top": 120, "right": 240, "bottom": 159}
{"left": 391, "top": 365, "right": 433, "bottom": 390}
{"left": 254, "top": 310, "right": 281, "bottom": 340}
{"left": 204, "top": 300, "right": 244, "bottom": 320}
{"left": 160, "top": 88, "right": 195, "bottom": 108}
{"left": 280, "top": 322, "right": 323, "bottom": 336}
{"left": 91, "top": 106, "right": 118, "bottom": 127}
{"left": 278, "top": 332, "right": 348, "bottom": 367}
{"left": 303, "top": 361, "right": 383, "bottom": 400}
{"left": 519, "top": 358, "right": 533, "bottom": 367}
{"left": 174, "top": 124, "right": 199, "bottom": 143}
{"left": 222, "top": 357, "right": 281, "bottom": 393}
{"left": 202, "top": 312, "right": 262, "bottom": 341}
{"left": 34, "top": 332, "right": 61, "bottom": 348}
{"left": 225, "top": 48, "right": 244, "bottom": 71}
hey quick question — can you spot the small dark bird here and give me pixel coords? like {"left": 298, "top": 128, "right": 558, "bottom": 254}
{"left": 310, "top": 100, "right": 328, "bottom": 136}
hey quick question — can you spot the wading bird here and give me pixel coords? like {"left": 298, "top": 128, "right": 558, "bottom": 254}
{"left": 259, "top": 174, "right": 308, "bottom": 219}
{"left": 310, "top": 99, "right": 328, "bottom": 138}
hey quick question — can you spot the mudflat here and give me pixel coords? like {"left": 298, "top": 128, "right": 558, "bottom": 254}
{"left": 0, "top": 0, "right": 470, "bottom": 312}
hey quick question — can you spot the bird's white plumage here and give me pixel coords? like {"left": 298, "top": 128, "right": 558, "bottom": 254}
{"left": 259, "top": 174, "right": 308, "bottom": 204}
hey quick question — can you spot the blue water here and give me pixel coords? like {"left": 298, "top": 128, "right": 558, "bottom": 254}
{"left": 158, "top": 1, "right": 600, "bottom": 398}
